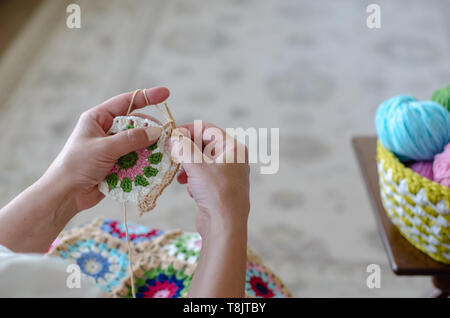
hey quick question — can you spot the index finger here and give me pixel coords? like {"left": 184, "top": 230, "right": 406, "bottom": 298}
{"left": 98, "top": 87, "right": 170, "bottom": 118}
{"left": 89, "top": 87, "right": 170, "bottom": 132}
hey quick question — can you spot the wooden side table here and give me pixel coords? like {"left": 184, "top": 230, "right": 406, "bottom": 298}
{"left": 352, "top": 136, "right": 450, "bottom": 298}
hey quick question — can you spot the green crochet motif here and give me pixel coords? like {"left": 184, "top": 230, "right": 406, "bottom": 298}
{"left": 125, "top": 124, "right": 134, "bottom": 130}
{"left": 134, "top": 175, "right": 149, "bottom": 187}
{"left": 118, "top": 151, "right": 138, "bottom": 170}
{"left": 143, "top": 265, "right": 192, "bottom": 283}
{"left": 174, "top": 233, "right": 201, "bottom": 259}
{"left": 147, "top": 142, "right": 158, "bottom": 151}
{"left": 143, "top": 166, "right": 158, "bottom": 178}
{"left": 148, "top": 152, "right": 163, "bottom": 164}
{"left": 120, "top": 177, "right": 132, "bottom": 192}
{"left": 106, "top": 173, "right": 118, "bottom": 190}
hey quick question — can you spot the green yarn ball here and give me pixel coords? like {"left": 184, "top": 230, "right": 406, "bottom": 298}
{"left": 431, "top": 85, "right": 450, "bottom": 111}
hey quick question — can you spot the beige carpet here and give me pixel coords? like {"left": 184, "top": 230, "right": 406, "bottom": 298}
{"left": 0, "top": 0, "right": 449, "bottom": 297}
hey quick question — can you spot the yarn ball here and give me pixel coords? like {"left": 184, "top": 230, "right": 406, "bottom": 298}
{"left": 408, "top": 161, "right": 434, "bottom": 181}
{"left": 431, "top": 85, "right": 450, "bottom": 112}
{"left": 433, "top": 143, "right": 450, "bottom": 187}
{"left": 375, "top": 95, "right": 450, "bottom": 162}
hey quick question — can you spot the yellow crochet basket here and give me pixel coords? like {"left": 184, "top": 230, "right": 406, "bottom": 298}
{"left": 376, "top": 140, "right": 450, "bottom": 264}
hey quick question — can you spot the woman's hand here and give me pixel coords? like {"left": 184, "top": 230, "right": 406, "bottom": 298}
{"left": 0, "top": 87, "right": 169, "bottom": 252}
{"left": 167, "top": 122, "right": 250, "bottom": 297}
{"left": 168, "top": 123, "right": 250, "bottom": 237}
{"left": 46, "top": 87, "right": 169, "bottom": 212}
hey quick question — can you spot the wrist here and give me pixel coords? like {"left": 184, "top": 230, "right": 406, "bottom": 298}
{"left": 38, "top": 165, "right": 80, "bottom": 218}
{"left": 0, "top": 165, "right": 79, "bottom": 253}
{"left": 203, "top": 212, "right": 248, "bottom": 242}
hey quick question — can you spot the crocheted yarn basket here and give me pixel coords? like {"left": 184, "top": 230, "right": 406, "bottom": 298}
{"left": 376, "top": 140, "right": 450, "bottom": 264}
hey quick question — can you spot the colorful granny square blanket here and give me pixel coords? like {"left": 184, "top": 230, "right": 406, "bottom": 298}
{"left": 47, "top": 218, "right": 292, "bottom": 298}
{"left": 98, "top": 116, "right": 179, "bottom": 215}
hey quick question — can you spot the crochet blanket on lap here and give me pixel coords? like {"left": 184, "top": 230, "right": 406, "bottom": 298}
{"left": 47, "top": 218, "right": 292, "bottom": 298}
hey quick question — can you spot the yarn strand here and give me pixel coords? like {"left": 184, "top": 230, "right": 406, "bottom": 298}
{"left": 143, "top": 88, "right": 176, "bottom": 128}
{"left": 155, "top": 103, "right": 171, "bottom": 124}
{"left": 126, "top": 89, "right": 141, "bottom": 116}
{"left": 123, "top": 89, "right": 141, "bottom": 299}
{"left": 120, "top": 88, "right": 175, "bottom": 298}
{"left": 163, "top": 101, "right": 177, "bottom": 129}
{"left": 123, "top": 202, "right": 136, "bottom": 298}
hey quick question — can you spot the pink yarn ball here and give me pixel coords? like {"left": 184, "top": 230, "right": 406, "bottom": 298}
{"left": 408, "top": 161, "right": 434, "bottom": 181}
{"left": 433, "top": 143, "right": 450, "bottom": 187}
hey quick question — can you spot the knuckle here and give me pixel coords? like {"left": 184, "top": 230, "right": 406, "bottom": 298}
{"left": 79, "top": 110, "right": 92, "bottom": 122}
{"left": 204, "top": 122, "right": 216, "bottom": 129}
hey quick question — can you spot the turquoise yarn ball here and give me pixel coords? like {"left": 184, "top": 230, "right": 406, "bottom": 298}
{"left": 375, "top": 95, "right": 450, "bottom": 162}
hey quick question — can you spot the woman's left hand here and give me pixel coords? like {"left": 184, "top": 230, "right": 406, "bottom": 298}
{"left": 46, "top": 87, "right": 170, "bottom": 212}
{"left": 0, "top": 87, "right": 170, "bottom": 252}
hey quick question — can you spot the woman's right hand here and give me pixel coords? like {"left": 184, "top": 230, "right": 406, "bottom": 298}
{"left": 168, "top": 122, "right": 250, "bottom": 297}
{"left": 167, "top": 122, "right": 250, "bottom": 238}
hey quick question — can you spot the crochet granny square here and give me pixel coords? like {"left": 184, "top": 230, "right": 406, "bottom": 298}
{"left": 98, "top": 116, "right": 179, "bottom": 215}
{"left": 47, "top": 218, "right": 293, "bottom": 298}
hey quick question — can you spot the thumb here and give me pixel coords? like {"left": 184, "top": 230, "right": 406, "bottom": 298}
{"left": 105, "top": 126, "right": 162, "bottom": 158}
{"left": 167, "top": 129, "right": 209, "bottom": 176}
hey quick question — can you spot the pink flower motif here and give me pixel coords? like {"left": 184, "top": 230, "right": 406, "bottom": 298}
{"left": 143, "top": 281, "right": 178, "bottom": 298}
{"left": 116, "top": 148, "right": 152, "bottom": 181}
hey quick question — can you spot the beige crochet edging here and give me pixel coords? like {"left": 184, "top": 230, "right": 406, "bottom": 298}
{"left": 138, "top": 121, "right": 180, "bottom": 215}
{"left": 48, "top": 225, "right": 136, "bottom": 260}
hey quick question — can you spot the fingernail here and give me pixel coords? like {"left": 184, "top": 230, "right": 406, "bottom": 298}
{"left": 145, "top": 126, "right": 162, "bottom": 141}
